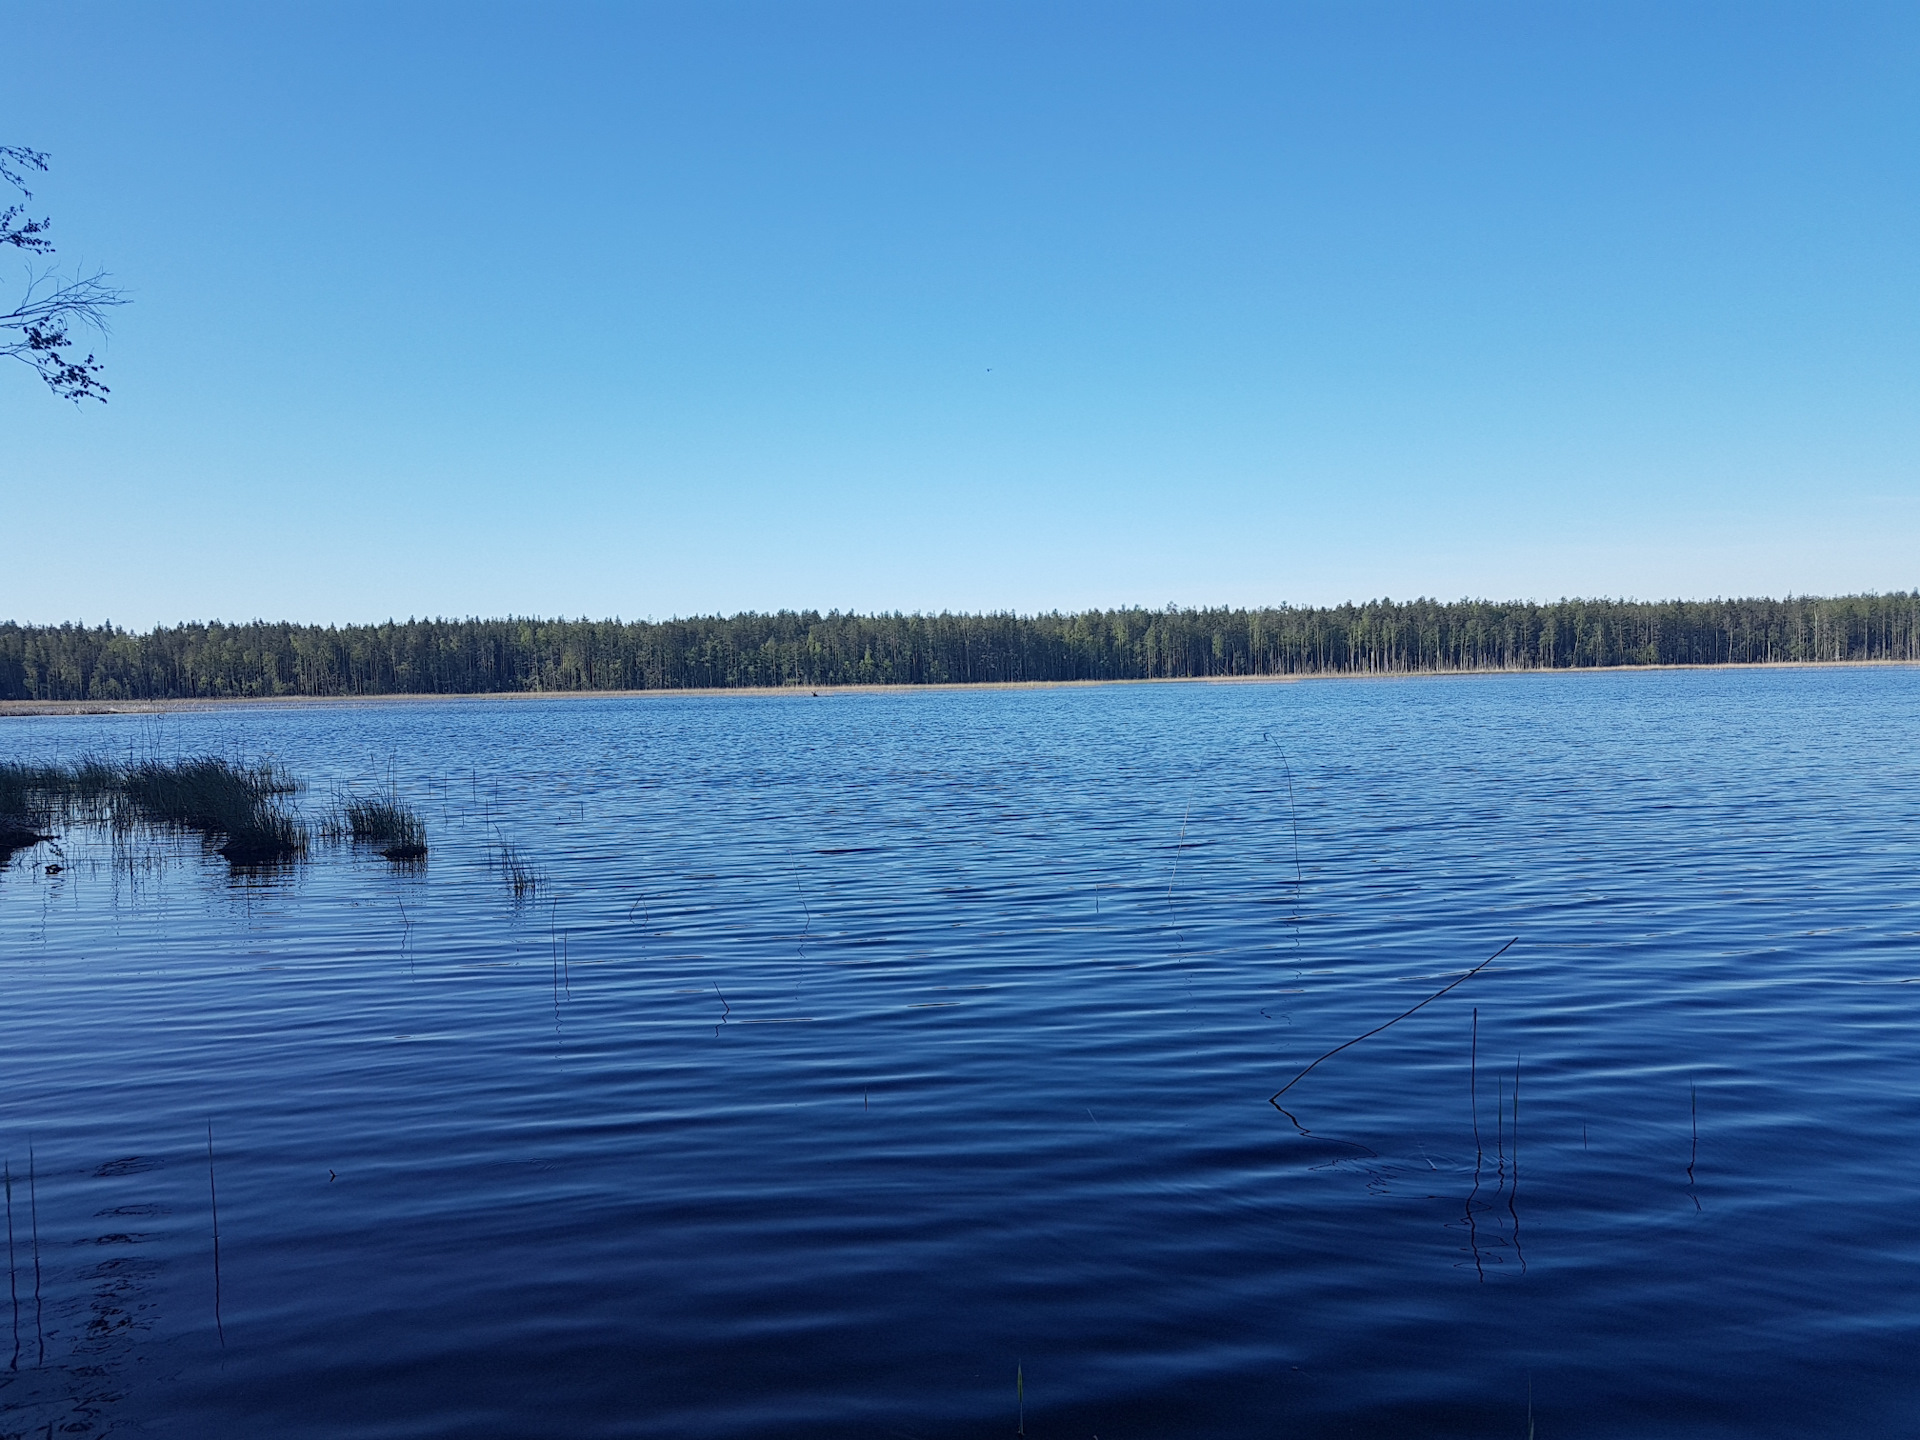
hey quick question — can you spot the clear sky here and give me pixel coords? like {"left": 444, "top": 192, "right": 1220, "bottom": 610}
{"left": 3, "top": 2, "right": 1916, "bottom": 627}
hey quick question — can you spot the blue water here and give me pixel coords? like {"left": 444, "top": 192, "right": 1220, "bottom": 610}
{"left": 3, "top": 669, "right": 1919, "bottom": 1438}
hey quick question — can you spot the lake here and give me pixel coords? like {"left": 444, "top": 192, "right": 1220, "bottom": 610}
{"left": 3, "top": 667, "right": 1918, "bottom": 1437}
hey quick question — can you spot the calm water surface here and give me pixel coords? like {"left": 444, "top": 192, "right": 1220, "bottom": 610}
{"left": 3, "top": 669, "right": 1919, "bottom": 1438}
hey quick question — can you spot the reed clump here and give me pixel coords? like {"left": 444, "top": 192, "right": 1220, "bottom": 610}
{"left": 344, "top": 796, "right": 427, "bottom": 860}
{"left": 1, "top": 755, "right": 123, "bottom": 863}
{"left": 496, "top": 841, "right": 543, "bottom": 899}
{"left": 315, "top": 804, "right": 348, "bottom": 844}
{"left": 120, "top": 757, "right": 305, "bottom": 864}
{"left": 0, "top": 755, "right": 306, "bottom": 866}
{"left": 0, "top": 763, "right": 57, "bottom": 864}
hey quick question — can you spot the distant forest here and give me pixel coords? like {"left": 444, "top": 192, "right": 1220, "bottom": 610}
{"left": 3, "top": 595, "right": 1917, "bottom": 701}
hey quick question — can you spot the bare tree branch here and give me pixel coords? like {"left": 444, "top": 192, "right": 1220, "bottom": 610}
{"left": 3, "top": 145, "right": 125, "bottom": 402}
{"left": 0, "top": 146, "right": 49, "bottom": 191}
{"left": 0, "top": 146, "right": 53, "bottom": 255}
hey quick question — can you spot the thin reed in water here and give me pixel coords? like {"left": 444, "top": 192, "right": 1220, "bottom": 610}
{"left": 1470, "top": 1008, "right": 1481, "bottom": 1160}
{"left": 1271, "top": 938, "right": 1517, "bottom": 1119}
{"left": 1466, "top": 1007, "right": 1484, "bottom": 1278}
{"left": 495, "top": 840, "right": 543, "bottom": 899}
{"left": 1688, "top": 1081, "right": 1700, "bottom": 1210}
{"left": 1509, "top": 1055, "right": 1525, "bottom": 1272}
{"left": 208, "top": 1122, "right": 224, "bottom": 1347}
{"left": 28, "top": 1142, "right": 42, "bottom": 1368}
{"left": 1495, "top": 1074, "right": 1504, "bottom": 1177}
{"left": 4, "top": 1157, "right": 16, "bottom": 1372}
{"left": 1263, "top": 732, "right": 1306, "bottom": 952}
{"left": 1164, "top": 801, "right": 1197, "bottom": 1005}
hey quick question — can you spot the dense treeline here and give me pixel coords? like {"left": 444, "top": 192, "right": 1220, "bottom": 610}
{"left": 2, "top": 595, "right": 1917, "bottom": 701}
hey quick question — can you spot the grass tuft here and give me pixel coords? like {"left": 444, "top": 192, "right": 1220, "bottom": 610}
{"left": 0, "top": 764, "right": 57, "bottom": 865}
{"left": 344, "top": 796, "right": 428, "bottom": 860}
{"left": 0, "top": 755, "right": 306, "bottom": 866}
{"left": 496, "top": 841, "right": 543, "bottom": 899}
{"left": 120, "top": 757, "right": 305, "bottom": 864}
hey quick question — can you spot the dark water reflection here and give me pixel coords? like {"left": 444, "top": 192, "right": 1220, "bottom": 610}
{"left": 3, "top": 669, "right": 1919, "bottom": 1437}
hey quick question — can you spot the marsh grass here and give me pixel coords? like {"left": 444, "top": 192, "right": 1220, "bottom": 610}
{"left": 0, "top": 755, "right": 306, "bottom": 866}
{"left": 315, "top": 804, "right": 348, "bottom": 844}
{"left": 1, "top": 759, "right": 108, "bottom": 864}
{"left": 120, "top": 758, "right": 305, "bottom": 864}
{"left": 495, "top": 841, "right": 543, "bottom": 900}
{"left": 0, "top": 765, "right": 57, "bottom": 864}
{"left": 344, "top": 797, "right": 428, "bottom": 859}
{"left": 120, "top": 757, "right": 289, "bottom": 825}
{"left": 318, "top": 789, "right": 428, "bottom": 859}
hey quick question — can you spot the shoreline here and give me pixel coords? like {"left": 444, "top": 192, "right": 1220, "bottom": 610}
{"left": 2, "top": 657, "right": 1913, "bottom": 717}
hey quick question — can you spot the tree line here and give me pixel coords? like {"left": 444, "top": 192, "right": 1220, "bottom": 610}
{"left": 2, "top": 594, "right": 1917, "bottom": 701}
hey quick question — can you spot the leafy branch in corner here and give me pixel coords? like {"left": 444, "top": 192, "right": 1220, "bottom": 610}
{"left": 3, "top": 145, "right": 125, "bottom": 402}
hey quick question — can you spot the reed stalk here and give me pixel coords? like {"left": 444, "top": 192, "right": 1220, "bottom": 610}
{"left": 495, "top": 841, "right": 542, "bottom": 899}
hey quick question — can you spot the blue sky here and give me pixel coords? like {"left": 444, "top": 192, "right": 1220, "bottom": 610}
{"left": 3, "top": 2, "right": 1916, "bottom": 627}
